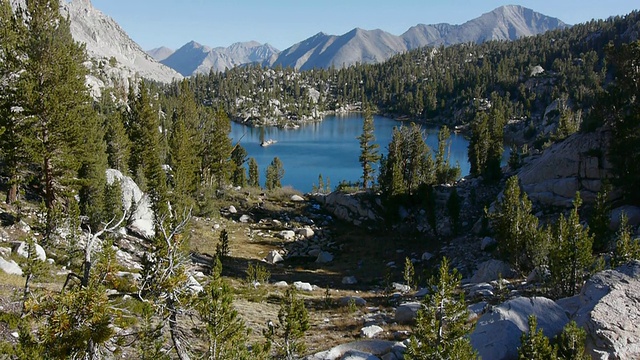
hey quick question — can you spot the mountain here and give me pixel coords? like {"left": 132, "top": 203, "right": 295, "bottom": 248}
{"left": 160, "top": 41, "right": 279, "bottom": 76}
{"left": 61, "top": 0, "right": 182, "bottom": 84}
{"left": 147, "top": 46, "right": 175, "bottom": 62}
{"left": 272, "top": 5, "right": 568, "bottom": 70}
{"left": 402, "top": 5, "right": 569, "bottom": 47}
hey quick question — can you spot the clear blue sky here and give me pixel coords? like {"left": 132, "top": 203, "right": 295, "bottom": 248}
{"left": 90, "top": 0, "right": 639, "bottom": 51}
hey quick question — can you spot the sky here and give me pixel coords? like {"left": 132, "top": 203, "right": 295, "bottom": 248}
{"left": 90, "top": 0, "right": 639, "bottom": 51}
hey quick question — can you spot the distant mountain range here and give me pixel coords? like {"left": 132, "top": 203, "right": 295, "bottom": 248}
{"left": 151, "top": 5, "right": 567, "bottom": 76}
{"left": 150, "top": 41, "right": 279, "bottom": 76}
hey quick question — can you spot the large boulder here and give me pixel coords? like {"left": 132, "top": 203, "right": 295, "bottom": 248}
{"left": 518, "top": 129, "right": 612, "bottom": 208}
{"left": 312, "top": 192, "right": 381, "bottom": 225}
{"left": 305, "top": 340, "right": 402, "bottom": 360}
{"left": 395, "top": 302, "right": 422, "bottom": 324}
{"left": 0, "top": 257, "right": 22, "bottom": 276}
{"left": 13, "top": 241, "right": 47, "bottom": 262}
{"left": 265, "top": 250, "right": 284, "bottom": 264}
{"left": 470, "top": 296, "right": 569, "bottom": 360}
{"left": 561, "top": 261, "right": 640, "bottom": 360}
{"left": 106, "top": 169, "right": 154, "bottom": 238}
{"left": 470, "top": 259, "right": 516, "bottom": 283}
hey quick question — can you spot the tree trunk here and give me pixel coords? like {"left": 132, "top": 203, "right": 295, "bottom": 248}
{"left": 6, "top": 176, "right": 18, "bottom": 204}
{"left": 168, "top": 298, "right": 191, "bottom": 360}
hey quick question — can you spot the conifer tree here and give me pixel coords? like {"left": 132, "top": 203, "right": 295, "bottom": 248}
{"left": 435, "top": 125, "right": 460, "bottom": 184}
{"left": 247, "top": 157, "right": 260, "bottom": 188}
{"left": 230, "top": 144, "right": 248, "bottom": 188}
{"left": 489, "top": 176, "right": 542, "bottom": 272}
{"left": 589, "top": 184, "right": 612, "bottom": 252}
{"left": 104, "top": 111, "right": 131, "bottom": 173}
{"left": 0, "top": 1, "right": 28, "bottom": 205}
{"left": 18, "top": 0, "right": 96, "bottom": 237}
{"left": 264, "top": 286, "right": 310, "bottom": 360}
{"left": 555, "top": 321, "right": 590, "bottom": 360}
{"left": 549, "top": 192, "right": 594, "bottom": 297}
{"left": 169, "top": 80, "right": 201, "bottom": 214}
{"left": 201, "top": 109, "right": 233, "bottom": 189}
{"left": 611, "top": 213, "right": 640, "bottom": 268}
{"left": 265, "top": 157, "right": 284, "bottom": 190}
{"left": 447, "top": 187, "right": 462, "bottom": 233}
{"left": 357, "top": 109, "right": 380, "bottom": 189}
{"left": 127, "top": 81, "right": 169, "bottom": 220}
{"left": 518, "top": 315, "right": 557, "bottom": 360}
{"left": 194, "top": 256, "right": 252, "bottom": 360}
{"left": 406, "top": 257, "right": 477, "bottom": 360}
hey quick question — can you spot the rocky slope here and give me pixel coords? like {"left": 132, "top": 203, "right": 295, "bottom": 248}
{"left": 271, "top": 5, "right": 567, "bottom": 70}
{"left": 159, "top": 40, "right": 279, "bottom": 76}
{"left": 61, "top": 0, "right": 182, "bottom": 84}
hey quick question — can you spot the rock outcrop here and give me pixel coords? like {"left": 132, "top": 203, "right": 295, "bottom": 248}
{"left": 518, "top": 129, "right": 612, "bottom": 207}
{"left": 470, "top": 296, "right": 569, "bottom": 360}
{"left": 312, "top": 192, "right": 381, "bottom": 226}
{"left": 105, "top": 169, "right": 154, "bottom": 239}
{"left": 558, "top": 261, "right": 640, "bottom": 360}
{"left": 305, "top": 340, "right": 405, "bottom": 360}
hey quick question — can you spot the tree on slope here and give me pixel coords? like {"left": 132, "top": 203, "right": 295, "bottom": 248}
{"left": 406, "top": 257, "right": 477, "bottom": 360}
{"left": 357, "top": 108, "right": 380, "bottom": 189}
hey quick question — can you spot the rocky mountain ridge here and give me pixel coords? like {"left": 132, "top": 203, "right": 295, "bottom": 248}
{"left": 158, "top": 40, "right": 279, "bottom": 76}
{"left": 154, "top": 5, "right": 567, "bottom": 75}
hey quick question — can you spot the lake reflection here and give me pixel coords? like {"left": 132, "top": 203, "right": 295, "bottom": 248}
{"left": 230, "top": 114, "right": 472, "bottom": 193}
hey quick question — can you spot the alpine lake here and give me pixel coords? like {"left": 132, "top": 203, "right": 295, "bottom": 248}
{"left": 230, "top": 114, "right": 474, "bottom": 193}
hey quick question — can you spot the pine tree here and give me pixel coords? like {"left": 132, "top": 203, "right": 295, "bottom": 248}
{"left": 201, "top": 109, "right": 233, "bottom": 189}
{"left": 518, "top": 315, "right": 557, "bottom": 360}
{"left": 104, "top": 110, "right": 131, "bottom": 173}
{"left": 194, "top": 256, "right": 251, "bottom": 360}
{"left": 555, "top": 321, "right": 590, "bottom": 360}
{"left": 18, "top": 0, "right": 96, "bottom": 238}
{"left": 589, "top": 184, "right": 612, "bottom": 252}
{"left": 264, "top": 286, "right": 310, "bottom": 360}
{"left": 230, "top": 144, "right": 248, "bottom": 187}
{"left": 169, "top": 80, "right": 201, "bottom": 214}
{"left": 265, "top": 157, "right": 284, "bottom": 190}
{"left": 406, "top": 257, "right": 477, "bottom": 360}
{"left": 549, "top": 193, "right": 594, "bottom": 297}
{"left": 489, "top": 176, "right": 542, "bottom": 272}
{"left": 0, "top": 1, "right": 28, "bottom": 205}
{"left": 215, "top": 229, "right": 231, "bottom": 259}
{"left": 127, "top": 81, "right": 169, "bottom": 221}
{"left": 357, "top": 109, "right": 380, "bottom": 189}
{"left": 247, "top": 157, "right": 260, "bottom": 188}
{"left": 611, "top": 212, "right": 640, "bottom": 268}
{"left": 435, "top": 125, "right": 459, "bottom": 184}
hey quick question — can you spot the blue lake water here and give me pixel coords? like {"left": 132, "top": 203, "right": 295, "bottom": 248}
{"left": 230, "top": 114, "right": 473, "bottom": 193}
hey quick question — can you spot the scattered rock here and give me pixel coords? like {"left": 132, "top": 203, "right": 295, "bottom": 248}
{"left": 526, "top": 266, "right": 550, "bottom": 283}
{"left": 316, "top": 251, "right": 334, "bottom": 263}
{"left": 340, "top": 296, "right": 367, "bottom": 307}
{"left": 391, "top": 282, "right": 410, "bottom": 293}
{"left": 228, "top": 205, "right": 238, "bottom": 214}
{"left": 265, "top": 250, "right": 284, "bottom": 264}
{"left": 421, "top": 252, "right": 434, "bottom": 261}
{"left": 293, "top": 281, "right": 313, "bottom": 292}
{"left": 342, "top": 276, "right": 358, "bottom": 285}
{"left": 470, "top": 259, "right": 516, "bottom": 283}
{"left": 273, "top": 281, "right": 288, "bottom": 288}
{"left": 291, "top": 194, "right": 305, "bottom": 202}
{"left": 395, "top": 302, "right": 422, "bottom": 324}
{"left": 0, "top": 246, "right": 11, "bottom": 258}
{"left": 279, "top": 230, "right": 296, "bottom": 241}
{"left": 239, "top": 214, "right": 252, "bottom": 223}
{"left": 468, "top": 283, "right": 494, "bottom": 298}
{"left": 297, "top": 226, "right": 315, "bottom": 238}
{"left": 470, "top": 296, "right": 569, "bottom": 360}
{"left": 480, "top": 236, "right": 497, "bottom": 251}
{"left": 0, "top": 257, "right": 22, "bottom": 276}
{"left": 360, "top": 325, "right": 384, "bottom": 339}
{"left": 467, "top": 301, "right": 488, "bottom": 321}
